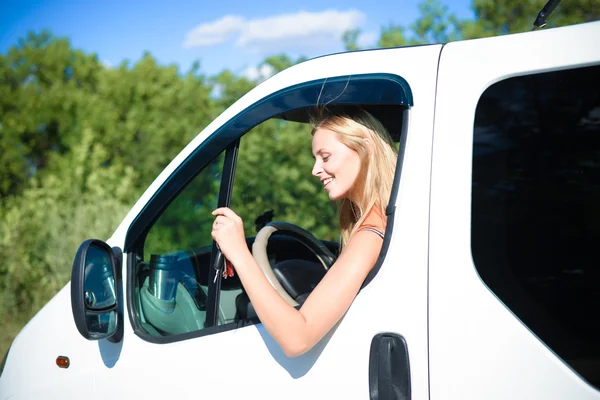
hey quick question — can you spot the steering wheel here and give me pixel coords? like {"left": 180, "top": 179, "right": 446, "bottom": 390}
{"left": 252, "top": 222, "right": 336, "bottom": 306}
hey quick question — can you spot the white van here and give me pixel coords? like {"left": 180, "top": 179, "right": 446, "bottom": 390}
{"left": 1, "top": 21, "right": 599, "bottom": 400}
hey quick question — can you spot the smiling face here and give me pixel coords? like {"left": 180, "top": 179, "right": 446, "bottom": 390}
{"left": 312, "top": 127, "right": 363, "bottom": 201}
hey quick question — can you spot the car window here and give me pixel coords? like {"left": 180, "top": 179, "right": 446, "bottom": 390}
{"left": 132, "top": 153, "right": 224, "bottom": 337}
{"left": 125, "top": 73, "right": 410, "bottom": 342}
{"left": 218, "top": 118, "right": 339, "bottom": 325}
{"left": 471, "top": 64, "right": 600, "bottom": 389}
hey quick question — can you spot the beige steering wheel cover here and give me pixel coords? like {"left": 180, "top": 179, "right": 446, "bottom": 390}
{"left": 252, "top": 225, "right": 299, "bottom": 307}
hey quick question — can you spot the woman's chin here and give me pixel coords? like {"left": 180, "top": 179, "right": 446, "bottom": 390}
{"left": 327, "top": 189, "right": 347, "bottom": 201}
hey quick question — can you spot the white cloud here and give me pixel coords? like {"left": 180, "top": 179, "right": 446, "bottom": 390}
{"left": 183, "top": 15, "right": 244, "bottom": 48}
{"left": 242, "top": 63, "right": 276, "bottom": 82}
{"left": 357, "top": 31, "right": 378, "bottom": 49}
{"left": 183, "top": 9, "right": 366, "bottom": 52}
{"left": 238, "top": 10, "right": 365, "bottom": 48}
{"left": 102, "top": 60, "right": 113, "bottom": 68}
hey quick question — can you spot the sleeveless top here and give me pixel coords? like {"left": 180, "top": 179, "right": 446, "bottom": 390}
{"left": 357, "top": 226, "right": 385, "bottom": 239}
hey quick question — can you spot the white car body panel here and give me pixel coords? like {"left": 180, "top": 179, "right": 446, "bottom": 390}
{"left": 429, "top": 21, "right": 600, "bottom": 399}
{"left": 0, "top": 285, "right": 98, "bottom": 399}
{"left": 93, "top": 44, "right": 441, "bottom": 400}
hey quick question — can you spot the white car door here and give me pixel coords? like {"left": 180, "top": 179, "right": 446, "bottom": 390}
{"left": 429, "top": 21, "right": 600, "bottom": 399}
{"left": 92, "top": 44, "right": 441, "bottom": 400}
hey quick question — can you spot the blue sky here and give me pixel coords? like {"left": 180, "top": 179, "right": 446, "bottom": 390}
{"left": 1, "top": 0, "right": 474, "bottom": 78}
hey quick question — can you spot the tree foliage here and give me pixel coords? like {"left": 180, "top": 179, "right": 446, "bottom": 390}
{"left": 0, "top": 0, "right": 597, "bottom": 356}
{"left": 0, "top": 126, "right": 137, "bottom": 340}
{"left": 0, "top": 32, "right": 218, "bottom": 353}
{"left": 343, "top": 29, "right": 363, "bottom": 51}
{"left": 232, "top": 120, "right": 338, "bottom": 241}
{"left": 465, "top": 0, "right": 599, "bottom": 38}
{"left": 364, "top": 0, "right": 598, "bottom": 49}
{"left": 0, "top": 31, "right": 103, "bottom": 197}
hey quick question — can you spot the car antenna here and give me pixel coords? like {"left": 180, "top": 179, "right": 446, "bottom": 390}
{"left": 533, "top": 0, "right": 562, "bottom": 30}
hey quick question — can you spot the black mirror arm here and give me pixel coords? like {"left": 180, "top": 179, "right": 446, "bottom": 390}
{"left": 108, "top": 246, "right": 124, "bottom": 343}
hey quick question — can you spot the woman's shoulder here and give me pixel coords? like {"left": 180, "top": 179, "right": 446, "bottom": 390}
{"left": 355, "top": 207, "right": 386, "bottom": 238}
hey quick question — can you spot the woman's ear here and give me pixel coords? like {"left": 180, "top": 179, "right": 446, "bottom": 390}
{"left": 363, "top": 138, "right": 372, "bottom": 156}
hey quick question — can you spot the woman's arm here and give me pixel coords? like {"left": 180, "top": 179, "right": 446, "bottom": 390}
{"left": 212, "top": 207, "right": 383, "bottom": 357}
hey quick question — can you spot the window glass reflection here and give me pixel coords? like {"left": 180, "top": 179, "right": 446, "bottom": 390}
{"left": 86, "top": 310, "right": 117, "bottom": 338}
{"left": 472, "top": 65, "right": 600, "bottom": 388}
{"left": 84, "top": 245, "right": 116, "bottom": 310}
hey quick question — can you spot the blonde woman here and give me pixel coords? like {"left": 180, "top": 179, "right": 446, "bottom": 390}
{"left": 211, "top": 108, "right": 398, "bottom": 357}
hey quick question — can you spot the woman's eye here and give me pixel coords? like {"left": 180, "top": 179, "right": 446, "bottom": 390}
{"left": 323, "top": 156, "right": 330, "bottom": 162}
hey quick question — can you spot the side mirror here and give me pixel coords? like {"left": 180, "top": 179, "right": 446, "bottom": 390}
{"left": 71, "top": 239, "right": 123, "bottom": 342}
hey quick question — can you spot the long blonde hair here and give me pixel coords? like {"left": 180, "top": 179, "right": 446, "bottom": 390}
{"left": 311, "top": 107, "right": 398, "bottom": 248}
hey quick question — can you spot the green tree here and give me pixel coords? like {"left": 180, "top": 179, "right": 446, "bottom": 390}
{"left": 0, "top": 126, "right": 137, "bottom": 353}
{"left": 464, "top": 0, "right": 599, "bottom": 39}
{"left": 0, "top": 33, "right": 216, "bottom": 199}
{"left": 0, "top": 33, "right": 218, "bottom": 356}
{"left": 211, "top": 70, "right": 256, "bottom": 111}
{"left": 0, "top": 31, "right": 103, "bottom": 198}
{"left": 410, "top": 0, "right": 464, "bottom": 43}
{"left": 368, "top": 0, "right": 598, "bottom": 49}
{"left": 343, "top": 29, "right": 362, "bottom": 51}
{"left": 262, "top": 54, "right": 295, "bottom": 73}
{"left": 377, "top": 0, "right": 462, "bottom": 48}
{"left": 378, "top": 23, "right": 410, "bottom": 48}
{"left": 86, "top": 52, "right": 215, "bottom": 190}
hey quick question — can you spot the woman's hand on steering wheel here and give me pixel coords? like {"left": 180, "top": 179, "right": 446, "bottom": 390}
{"left": 211, "top": 207, "right": 250, "bottom": 266}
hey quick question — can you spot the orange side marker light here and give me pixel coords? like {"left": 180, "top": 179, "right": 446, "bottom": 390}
{"left": 56, "top": 356, "right": 70, "bottom": 369}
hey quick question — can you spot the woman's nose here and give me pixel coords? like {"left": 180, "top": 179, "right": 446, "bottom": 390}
{"left": 312, "top": 160, "right": 321, "bottom": 177}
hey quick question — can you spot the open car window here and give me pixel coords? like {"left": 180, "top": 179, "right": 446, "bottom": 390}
{"left": 125, "top": 73, "right": 412, "bottom": 343}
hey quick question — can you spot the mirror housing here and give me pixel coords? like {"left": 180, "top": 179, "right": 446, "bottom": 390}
{"left": 71, "top": 239, "right": 123, "bottom": 342}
